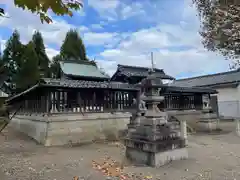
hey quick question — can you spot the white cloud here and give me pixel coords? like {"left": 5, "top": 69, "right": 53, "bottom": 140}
{"left": 0, "top": 39, "right": 6, "bottom": 54}
{"left": 83, "top": 32, "right": 120, "bottom": 47}
{"left": 96, "top": 1, "right": 230, "bottom": 78}
{"left": 87, "top": 0, "right": 119, "bottom": 21}
{"left": 88, "top": 0, "right": 119, "bottom": 10}
{"left": 99, "top": 47, "right": 229, "bottom": 78}
{"left": 91, "top": 24, "right": 103, "bottom": 30}
{"left": 0, "top": 0, "right": 88, "bottom": 47}
{"left": 0, "top": 0, "right": 231, "bottom": 79}
{"left": 45, "top": 47, "right": 59, "bottom": 60}
{"left": 118, "top": 28, "right": 171, "bottom": 54}
{"left": 121, "top": 2, "right": 145, "bottom": 20}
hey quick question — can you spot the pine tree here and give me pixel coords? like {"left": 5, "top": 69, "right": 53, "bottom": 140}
{"left": 0, "top": 54, "right": 6, "bottom": 85}
{"left": 32, "top": 31, "right": 50, "bottom": 77}
{"left": 2, "top": 30, "right": 24, "bottom": 82}
{"left": 15, "top": 42, "right": 40, "bottom": 91}
{"left": 50, "top": 55, "right": 62, "bottom": 78}
{"left": 60, "top": 29, "right": 87, "bottom": 60}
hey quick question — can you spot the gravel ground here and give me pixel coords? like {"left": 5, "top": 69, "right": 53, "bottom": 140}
{"left": 0, "top": 121, "right": 240, "bottom": 180}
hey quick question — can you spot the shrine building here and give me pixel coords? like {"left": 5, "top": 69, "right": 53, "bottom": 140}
{"left": 5, "top": 60, "right": 218, "bottom": 146}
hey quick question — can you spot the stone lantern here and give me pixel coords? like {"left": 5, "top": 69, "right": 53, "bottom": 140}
{"left": 124, "top": 69, "right": 188, "bottom": 167}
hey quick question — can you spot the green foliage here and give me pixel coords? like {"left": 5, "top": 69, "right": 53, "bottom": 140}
{"left": 0, "top": 0, "right": 83, "bottom": 24}
{"left": 32, "top": 31, "right": 50, "bottom": 77}
{"left": 1, "top": 27, "right": 92, "bottom": 92}
{"left": 193, "top": 1, "right": 240, "bottom": 62}
{"left": 2, "top": 30, "right": 24, "bottom": 82}
{"left": 60, "top": 29, "right": 87, "bottom": 60}
{"left": 14, "top": 42, "right": 40, "bottom": 91}
{"left": 50, "top": 54, "right": 62, "bottom": 78}
{"left": 0, "top": 8, "right": 4, "bottom": 16}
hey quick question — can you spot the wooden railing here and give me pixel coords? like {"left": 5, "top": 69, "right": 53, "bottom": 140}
{"left": 164, "top": 94, "right": 203, "bottom": 111}
{"left": 8, "top": 88, "right": 205, "bottom": 115}
{"left": 9, "top": 87, "right": 138, "bottom": 114}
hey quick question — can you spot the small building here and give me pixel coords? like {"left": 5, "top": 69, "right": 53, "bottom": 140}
{"left": 111, "top": 64, "right": 175, "bottom": 84}
{"left": 6, "top": 60, "right": 139, "bottom": 146}
{"left": 59, "top": 59, "right": 110, "bottom": 81}
{"left": 6, "top": 61, "right": 218, "bottom": 146}
{"left": 172, "top": 69, "right": 240, "bottom": 118}
{"left": 111, "top": 64, "right": 217, "bottom": 111}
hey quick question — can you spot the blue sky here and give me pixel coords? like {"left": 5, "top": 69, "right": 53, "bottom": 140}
{"left": 0, "top": 0, "right": 230, "bottom": 79}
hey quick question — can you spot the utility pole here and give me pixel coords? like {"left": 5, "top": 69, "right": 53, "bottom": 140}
{"left": 151, "top": 52, "right": 155, "bottom": 72}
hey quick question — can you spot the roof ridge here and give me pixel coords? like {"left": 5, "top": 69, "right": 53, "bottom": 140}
{"left": 60, "top": 59, "right": 96, "bottom": 66}
{"left": 176, "top": 69, "right": 239, "bottom": 81}
{"left": 118, "top": 64, "right": 163, "bottom": 72}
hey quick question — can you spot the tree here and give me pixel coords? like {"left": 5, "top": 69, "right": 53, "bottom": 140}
{"left": 32, "top": 31, "right": 50, "bottom": 77}
{"left": 0, "top": 0, "right": 83, "bottom": 24}
{"left": 193, "top": 1, "right": 240, "bottom": 67}
{"left": 60, "top": 29, "right": 87, "bottom": 60}
{"left": 50, "top": 55, "right": 62, "bottom": 78}
{"left": 14, "top": 42, "right": 40, "bottom": 91}
{"left": 0, "top": 54, "right": 7, "bottom": 85}
{"left": 2, "top": 30, "right": 24, "bottom": 82}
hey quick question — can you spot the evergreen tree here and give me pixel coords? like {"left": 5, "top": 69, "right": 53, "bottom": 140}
{"left": 2, "top": 30, "right": 24, "bottom": 82}
{"left": 32, "top": 31, "right": 50, "bottom": 77}
{"left": 0, "top": 54, "right": 6, "bottom": 85}
{"left": 50, "top": 55, "right": 62, "bottom": 78}
{"left": 60, "top": 29, "right": 87, "bottom": 60}
{"left": 15, "top": 42, "right": 40, "bottom": 91}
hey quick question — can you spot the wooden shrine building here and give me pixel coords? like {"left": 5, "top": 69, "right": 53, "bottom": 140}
{"left": 59, "top": 59, "right": 110, "bottom": 81}
{"left": 5, "top": 61, "right": 218, "bottom": 146}
{"left": 111, "top": 64, "right": 217, "bottom": 111}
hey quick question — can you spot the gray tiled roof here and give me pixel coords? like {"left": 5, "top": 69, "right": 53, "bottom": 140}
{"left": 41, "top": 78, "right": 137, "bottom": 90}
{"left": 60, "top": 61, "right": 109, "bottom": 79}
{"left": 164, "top": 86, "right": 217, "bottom": 94}
{"left": 112, "top": 64, "right": 175, "bottom": 80}
{"left": 6, "top": 78, "right": 138, "bottom": 102}
{"left": 171, "top": 69, "right": 240, "bottom": 87}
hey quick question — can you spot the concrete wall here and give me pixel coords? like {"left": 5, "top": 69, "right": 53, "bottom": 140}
{"left": 215, "top": 87, "right": 240, "bottom": 118}
{"left": 9, "top": 112, "right": 131, "bottom": 146}
{"left": 218, "top": 101, "right": 239, "bottom": 118}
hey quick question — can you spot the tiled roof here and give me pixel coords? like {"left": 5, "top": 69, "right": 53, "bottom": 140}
{"left": 171, "top": 69, "right": 240, "bottom": 87}
{"left": 113, "top": 64, "right": 175, "bottom": 80}
{"left": 41, "top": 78, "right": 137, "bottom": 90}
{"left": 6, "top": 78, "right": 138, "bottom": 102}
{"left": 164, "top": 86, "right": 217, "bottom": 94}
{"left": 60, "top": 61, "right": 109, "bottom": 79}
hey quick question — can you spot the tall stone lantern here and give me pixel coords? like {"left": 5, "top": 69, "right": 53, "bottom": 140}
{"left": 124, "top": 69, "right": 188, "bottom": 167}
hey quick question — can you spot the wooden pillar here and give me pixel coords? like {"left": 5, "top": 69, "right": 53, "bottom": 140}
{"left": 179, "top": 95, "right": 184, "bottom": 110}
{"left": 50, "top": 91, "right": 58, "bottom": 113}
{"left": 77, "top": 91, "right": 81, "bottom": 112}
{"left": 46, "top": 90, "right": 50, "bottom": 113}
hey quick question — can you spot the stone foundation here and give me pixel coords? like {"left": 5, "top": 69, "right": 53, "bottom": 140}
{"left": 167, "top": 110, "right": 220, "bottom": 132}
{"left": 126, "top": 147, "right": 188, "bottom": 167}
{"left": 197, "top": 120, "right": 217, "bottom": 132}
{"left": 9, "top": 112, "right": 131, "bottom": 146}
